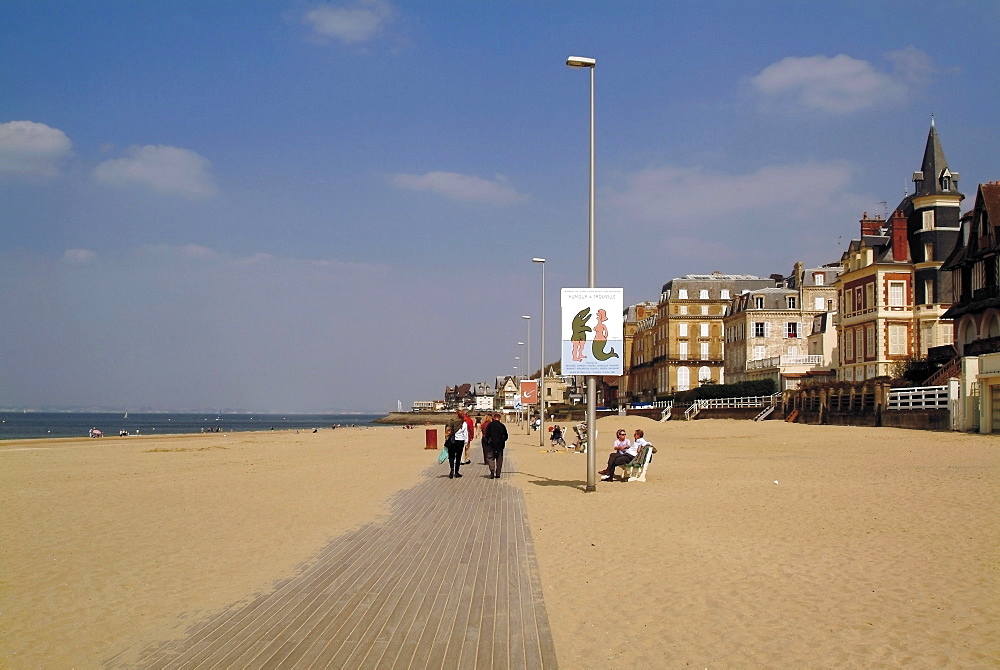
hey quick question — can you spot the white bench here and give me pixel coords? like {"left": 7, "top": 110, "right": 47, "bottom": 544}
{"left": 621, "top": 442, "right": 656, "bottom": 482}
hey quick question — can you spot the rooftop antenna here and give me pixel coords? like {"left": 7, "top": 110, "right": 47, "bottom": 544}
{"left": 877, "top": 200, "right": 887, "bottom": 220}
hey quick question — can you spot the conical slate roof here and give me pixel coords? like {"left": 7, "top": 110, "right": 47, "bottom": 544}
{"left": 914, "top": 119, "right": 961, "bottom": 198}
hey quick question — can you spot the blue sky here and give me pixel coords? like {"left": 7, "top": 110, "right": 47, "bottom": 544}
{"left": 2, "top": 0, "right": 997, "bottom": 412}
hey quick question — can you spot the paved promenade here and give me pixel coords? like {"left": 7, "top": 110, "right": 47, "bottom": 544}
{"left": 123, "top": 454, "right": 559, "bottom": 669}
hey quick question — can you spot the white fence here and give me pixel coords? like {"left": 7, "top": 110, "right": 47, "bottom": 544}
{"left": 887, "top": 386, "right": 950, "bottom": 410}
{"left": 685, "top": 392, "right": 782, "bottom": 420}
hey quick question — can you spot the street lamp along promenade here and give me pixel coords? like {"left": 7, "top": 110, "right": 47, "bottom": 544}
{"left": 532, "top": 258, "right": 546, "bottom": 446}
{"left": 521, "top": 315, "right": 531, "bottom": 434}
{"left": 566, "top": 54, "right": 598, "bottom": 491}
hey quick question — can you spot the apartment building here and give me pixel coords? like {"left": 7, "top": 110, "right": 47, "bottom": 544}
{"left": 724, "top": 262, "right": 839, "bottom": 389}
{"left": 835, "top": 121, "right": 959, "bottom": 382}
{"left": 643, "top": 273, "right": 776, "bottom": 398}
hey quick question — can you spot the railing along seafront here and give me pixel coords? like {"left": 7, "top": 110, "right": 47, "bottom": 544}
{"left": 887, "top": 385, "right": 949, "bottom": 410}
{"left": 684, "top": 392, "right": 782, "bottom": 420}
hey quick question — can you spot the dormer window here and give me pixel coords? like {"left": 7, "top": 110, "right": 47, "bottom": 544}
{"left": 941, "top": 169, "right": 953, "bottom": 192}
{"left": 754, "top": 296, "right": 764, "bottom": 309}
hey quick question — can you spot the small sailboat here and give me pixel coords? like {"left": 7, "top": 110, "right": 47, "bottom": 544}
{"left": 124, "top": 411, "right": 128, "bottom": 419}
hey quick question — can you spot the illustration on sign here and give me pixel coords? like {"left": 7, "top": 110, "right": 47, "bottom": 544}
{"left": 561, "top": 289, "right": 624, "bottom": 375}
{"left": 519, "top": 379, "right": 538, "bottom": 405}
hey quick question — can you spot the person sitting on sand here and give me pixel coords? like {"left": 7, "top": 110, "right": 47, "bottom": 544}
{"left": 600, "top": 428, "right": 636, "bottom": 482}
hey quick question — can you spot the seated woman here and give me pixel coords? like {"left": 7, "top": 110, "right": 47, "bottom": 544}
{"left": 599, "top": 428, "right": 637, "bottom": 482}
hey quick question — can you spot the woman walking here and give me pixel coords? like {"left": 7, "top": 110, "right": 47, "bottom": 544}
{"left": 445, "top": 408, "right": 468, "bottom": 478}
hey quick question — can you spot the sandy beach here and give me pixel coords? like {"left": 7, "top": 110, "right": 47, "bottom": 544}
{"left": 2, "top": 418, "right": 997, "bottom": 668}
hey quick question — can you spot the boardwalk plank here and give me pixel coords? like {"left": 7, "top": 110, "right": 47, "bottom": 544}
{"left": 121, "top": 454, "right": 558, "bottom": 669}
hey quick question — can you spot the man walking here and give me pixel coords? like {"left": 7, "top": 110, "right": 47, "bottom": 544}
{"left": 484, "top": 413, "right": 509, "bottom": 479}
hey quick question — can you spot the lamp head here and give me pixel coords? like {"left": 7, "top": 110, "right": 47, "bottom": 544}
{"left": 521, "top": 315, "right": 531, "bottom": 320}
{"left": 566, "top": 56, "right": 596, "bottom": 68}
{"left": 532, "top": 257, "right": 546, "bottom": 263}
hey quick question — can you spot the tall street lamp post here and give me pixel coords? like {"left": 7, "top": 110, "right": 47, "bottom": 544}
{"left": 521, "top": 315, "right": 531, "bottom": 434}
{"left": 566, "top": 54, "right": 598, "bottom": 491}
{"left": 532, "top": 257, "right": 546, "bottom": 446}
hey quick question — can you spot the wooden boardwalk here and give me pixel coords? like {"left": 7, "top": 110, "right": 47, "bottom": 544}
{"left": 121, "top": 455, "right": 558, "bottom": 669}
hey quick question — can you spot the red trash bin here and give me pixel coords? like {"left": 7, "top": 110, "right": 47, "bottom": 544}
{"left": 425, "top": 428, "right": 438, "bottom": 449}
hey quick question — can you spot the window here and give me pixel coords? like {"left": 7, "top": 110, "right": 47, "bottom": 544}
{"left": 888, "top": 324, "right": 907, "bottom": 354}
{"left": 678, "top": 305, "right": 687, "bottom": 315}
{"left": 855, "top": 329, "right": 865, "bottom": 360}
{"left": 754, "top": 296, "right": 764, "bottom": 309}
{"left": 753, "top": 322, "right": 767, "bottom": 337}
{"left": 753, "top": 345, "right": 766, "bottom": 360}
{"left": 848, "top": 290, "right": 855, "bottom": 313}
{"left": 785, "top": 322, "right": 799, "bottom": 338}
{"left": 866, "top": 324, "right": 875, "bottom": 357}
{"left": 922, "top": 210, "right": 935, "bottom": 229}
{"left": 925, "top": 279, "right": 934, "bottom": 304}
{"left": 866, "top": 283, "right": 874, "bottom": 309}
{"left": 700, "top": 342, "right": 709, "bottom": 359}
{"left": 678, "top": 342, "right": 688, "bottom": 359}
{"left": 720, "top": 289, "right": 730, "bottom": 299}
{"left": 699, "top": 323, "right": 709, "bottom": 337}
{"left": 701, "top": 305, "right": 709, "bottom": 315}
{"left": 924, "top": 242, "right": 933, "bottom": 262}
{"left": 678, "top": 323, "right": 688, "bottom": 336}
{"left": 699, "top": 289, "right": 709, "bottom": 299}
{"left": 845, "top": 330, "right": 854, "bottom": 361}
{"left": 856, "top": 287, "right": 863, "bottom": 310}
{"left": 678, "top": 289, "right": 688, "bottom": 299}
{"left": 788, "top": 345, "right": 799, "bottom": 356}
{"left": 814, "top": 273, "right": 825, "bottom": 285}
{"left": 676, "top": 367, "right": 690, "bottom": 391}
{"left": 699, "top": 366, "right": 711, "bottom": 382}
{"left": 787, "top": 296, "right": 797, "bottom": 309}
{"left": 814, "top": 296, "right": 825, "bottom": 310}
{"left": 888, "top": 281, "right": 905, "bottom": 307}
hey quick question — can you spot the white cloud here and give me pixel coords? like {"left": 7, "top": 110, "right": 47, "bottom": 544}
{"left": 749, "top": 49, "right": 936, "bottom": 114}
{"left": 304, "top": 0, "right": 394, "bottom": 44}
{"left": 608, "top": 162, "right": 854, "bottom": 223}
{"left": 392, "top": 171, "right": 527, "bottom": 204}
{"left": 62, "top": 249, "right": 97, "bottom": 263}
{"left": 93, "top": 145, "right": 217, "bottom": 198}
{"left": 0, "top": 120, "right": 73, "bottom": 176}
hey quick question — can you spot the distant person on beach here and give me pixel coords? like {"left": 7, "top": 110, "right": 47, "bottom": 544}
{"left": 445, "top": 408, "right": 468, "bottom": 479}
{"left": 599, "top": 428, "right": 636, "bottom": 482}
{"left": 484, "top": 413, "right": 508, "bottom": 479}
{"left": 550, "top": 425, "right": 565, "bottom": 448}
{"left": 461, "top": 409, "right": 475, "bottom": 465}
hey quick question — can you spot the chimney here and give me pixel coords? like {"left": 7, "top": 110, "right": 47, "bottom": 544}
{"left": 890, "top": 210, "right": 909, "bottom": 262}
{"left": 860, "top": 212, "right": 884, "bottom": 236}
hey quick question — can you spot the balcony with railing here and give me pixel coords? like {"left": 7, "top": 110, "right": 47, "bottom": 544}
{"left": 964, "top": 335, "right": 1000, "bottom": 357}
{"left": 746, "top": 354, "right": 824, "bottom": 371}
{"left": 972, "top": 285, "right": 1000, "bottom": 301}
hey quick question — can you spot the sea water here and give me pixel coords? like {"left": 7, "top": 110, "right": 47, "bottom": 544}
{"left": 0, "top": 412, "right": 382, "bottom": 441}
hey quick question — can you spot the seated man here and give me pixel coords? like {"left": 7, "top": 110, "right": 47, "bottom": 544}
{"left": 599, "top": 428, "right": 651, "bottom": 481}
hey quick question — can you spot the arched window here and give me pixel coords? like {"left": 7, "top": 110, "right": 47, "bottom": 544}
{"left": 677, "top": 367, "right": 690, "bottom": 391}
{"left": 698, "top": 366, "right": 711, "bottom": 383}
